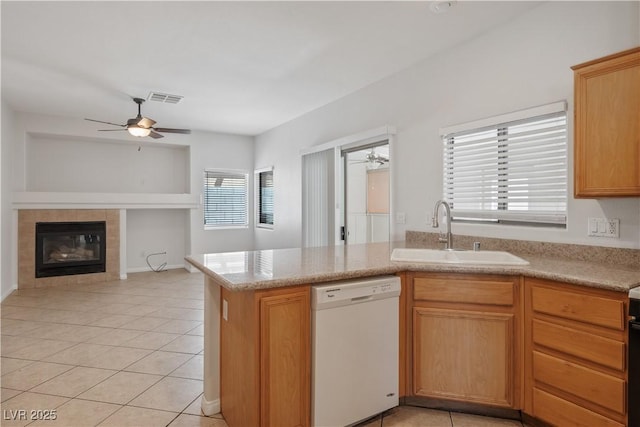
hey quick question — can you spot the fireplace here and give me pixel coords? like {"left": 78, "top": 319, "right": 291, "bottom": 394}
{"left": 35, "top": 221, "right": 106, "bottom": 278}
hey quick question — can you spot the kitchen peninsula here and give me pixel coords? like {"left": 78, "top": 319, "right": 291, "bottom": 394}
{"left": 186, "top": 237, "right": 640, "bottom": 427}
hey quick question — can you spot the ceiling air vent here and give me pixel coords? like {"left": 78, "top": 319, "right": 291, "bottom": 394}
{"left": 147, "top": 92, "right": 183, "bottom": 104}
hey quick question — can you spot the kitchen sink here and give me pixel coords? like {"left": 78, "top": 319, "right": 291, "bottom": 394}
{"left": 390, "top": 248, "right": 529, "bottom": 266}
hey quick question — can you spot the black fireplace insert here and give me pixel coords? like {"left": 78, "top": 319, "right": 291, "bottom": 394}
{"left": 35, "top": 221, "right": 106, "bottom": 278}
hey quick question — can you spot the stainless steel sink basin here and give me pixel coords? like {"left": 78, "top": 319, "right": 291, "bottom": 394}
{"left": 390, "top": 248, "right": 529, "bottom": 266}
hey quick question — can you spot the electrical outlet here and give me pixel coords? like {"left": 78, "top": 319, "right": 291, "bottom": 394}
{"left": 588, "top": 218, "right": 620, "bottom": 238}
{"left": 395, "top": 212, "right": 406, "bottom": 224}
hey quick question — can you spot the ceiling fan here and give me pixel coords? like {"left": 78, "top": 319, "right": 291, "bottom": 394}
{"left": 85, "top": 98, "right": 191, "bottom": 139}
{"left": 349, "top": 148, "right": 389, "bottom": 166}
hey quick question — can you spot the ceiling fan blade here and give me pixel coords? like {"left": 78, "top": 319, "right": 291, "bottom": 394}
{"left": 149, "top": 130, "right": 164, "bottom": 139}
{"left": 153, "top": 128, "right": 191, "bottom": 134}
{"left": 85, "top": 118, "right": 126, "bottom": 127}
{"left": 98, "top": 129, "right": 127, "bottom": 132}
{"left": 136, "top": 117, "right": 156, "bottom": 128}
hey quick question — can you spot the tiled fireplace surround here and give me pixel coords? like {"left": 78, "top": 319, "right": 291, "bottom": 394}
{"left": 18, "top": 209, "right": 120, "bottom": 288}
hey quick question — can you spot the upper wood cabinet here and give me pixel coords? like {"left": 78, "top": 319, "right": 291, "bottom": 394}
{"left": 572, "top": 47, "right": 640, "bottom": 197}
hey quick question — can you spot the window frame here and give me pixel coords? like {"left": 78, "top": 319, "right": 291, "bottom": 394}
{"left": 440, "top": 102, "right": 568, "bottom": 227}
{"left": 255, "top": 166, "right": 274, "bottom": 229}
{"left": 203, "top": 169, "right": 249, "bottom": 230}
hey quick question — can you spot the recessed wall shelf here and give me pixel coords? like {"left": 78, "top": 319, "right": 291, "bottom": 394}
{"left": 12, "top": 192, "right": 199, "bottom": 210}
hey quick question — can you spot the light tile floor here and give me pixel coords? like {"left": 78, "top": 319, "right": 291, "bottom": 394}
{"left": 1, "top": 269, "right": 224, "bottom": 427}
{"left": 2, "top": 269, "right": 527, "bottom": 427}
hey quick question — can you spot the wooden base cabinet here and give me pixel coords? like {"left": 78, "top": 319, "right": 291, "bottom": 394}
{"left": 524, "top": 278, "right": 628, "bottom": 427}
{"left": 407, "top": 273, "right": 522, "bottom": 409}
{"left": 220, "top": 285, "right": 310, "bottom": 427}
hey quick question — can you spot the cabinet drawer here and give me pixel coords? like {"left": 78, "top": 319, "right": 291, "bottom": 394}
{"left": 533, "top": 351, "right": 625, "bottom": 415}
{"left": 533, "top": 388, "right": 624, "bottom": 427}
{"left": 414, "top": 276, "right": 514, "bottom": 306}
{"left": 532, "top": 319, "right": 625, "bottom": 371}
{"left": 531, "top": 285, "right": 625, "bottom": 330}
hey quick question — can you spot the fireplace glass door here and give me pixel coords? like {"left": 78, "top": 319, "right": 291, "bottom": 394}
{"left": 36, "top": 221, "right": 106, "bottom": 278}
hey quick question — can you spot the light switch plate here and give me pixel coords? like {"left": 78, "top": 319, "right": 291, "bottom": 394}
{"left": 588, "top": 218, "right": 620, "bottom": 238}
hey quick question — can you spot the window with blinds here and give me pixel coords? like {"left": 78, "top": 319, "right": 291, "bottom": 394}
{"left": 442, "top": 103, "right": 567, "bottom": 226}
{"left": 203, "top": 170, "right": 248, "bottom": 228}
{"left": 257, "top": 168, "right": 274, "bottom": 228}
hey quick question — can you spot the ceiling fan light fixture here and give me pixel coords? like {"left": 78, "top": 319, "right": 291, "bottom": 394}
{"left": 86, "top": 97, "right": 190, "bottom": 140}
{"left": 429, "top": 0, "right": 456, "bottom": 14}
{"left": 127, "top": 126, "right": 151, "bottom": 137}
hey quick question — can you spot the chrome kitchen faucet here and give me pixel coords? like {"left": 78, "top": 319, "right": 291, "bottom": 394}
{"left": 432, "top": 200, "right": 453, "bottom": 250}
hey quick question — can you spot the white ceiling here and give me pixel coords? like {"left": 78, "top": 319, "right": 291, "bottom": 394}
{"left": 1, "top": 1, "right": 541, "bottom": 136}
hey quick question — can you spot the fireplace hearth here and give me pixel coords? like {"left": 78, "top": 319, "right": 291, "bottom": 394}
{"left": 35, "top": 221, "right": 106, "bottom": 278}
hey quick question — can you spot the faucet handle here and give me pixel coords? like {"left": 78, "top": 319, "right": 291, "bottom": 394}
{"left": 473, "top": 242, "right": 481, "bottom": 251}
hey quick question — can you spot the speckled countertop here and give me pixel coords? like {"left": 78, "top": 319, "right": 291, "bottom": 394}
{"left": 185, "top": 241, "right": 640, "bottom": 293}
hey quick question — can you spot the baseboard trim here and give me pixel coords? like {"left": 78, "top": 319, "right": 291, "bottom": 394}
{"left": 201, "top": 396, "right": 221, "bottom": 416}
{"left": 403, "top": 396, "right": 521, "bottom": 420}
{"left": 1, "top": 284, "right": 18, "bottom": 302}
{"left": 126, "top": 264, "right": 185, "bottom": 274}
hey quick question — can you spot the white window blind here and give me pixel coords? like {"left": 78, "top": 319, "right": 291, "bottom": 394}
{"left": 257, "top": 169, "right": 274, "bottom": 227}
{"left": 204, "top": 170, "right": 248, "bottom": 228}
{"left": 442, "top": 104, "right": 567, "bottom": 226}
{"left": 302, "top": 149, "right": 335, "bottom": 247}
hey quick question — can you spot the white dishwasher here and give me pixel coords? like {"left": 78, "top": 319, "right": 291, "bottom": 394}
{"left": 312, "top": 275, "right": 400, "bottom": 427}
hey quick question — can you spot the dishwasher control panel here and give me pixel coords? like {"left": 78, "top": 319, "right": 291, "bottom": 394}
{"left": 312, "top": 276, "right": 401, "bottom": 309}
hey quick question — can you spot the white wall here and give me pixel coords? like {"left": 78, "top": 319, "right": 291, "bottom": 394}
{"left": 6, "top": 111, "right": 255, "bottom": 280}
{"left": 188, "top": 131, "right": 255, "bottom": 256}
{"left": 1, "top": 99, "right": 16, "bottom": 299}
{"left": 346, "top": 160, "right": 368, "bottom": 244}
{"left": 26, "top": 134, "right": 189, "bottom": 194}
{"left": 255, "top": 1, "right": 640, "bottom": 250}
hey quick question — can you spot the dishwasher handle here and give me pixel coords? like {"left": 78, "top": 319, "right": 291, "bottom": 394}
{"left": 351, "top": 295, "right": 373, "bottom": 303}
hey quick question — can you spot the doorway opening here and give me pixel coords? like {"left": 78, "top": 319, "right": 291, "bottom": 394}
{"left": 342, "top": 142, "right": 390, "bottom": 244}
{"left": 301, "top": 126, "right": 395, "bottom": 248}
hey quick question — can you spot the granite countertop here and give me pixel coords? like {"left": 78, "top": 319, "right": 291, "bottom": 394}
{"left": 185, "top": 241, "right": 640, "bottom": 293}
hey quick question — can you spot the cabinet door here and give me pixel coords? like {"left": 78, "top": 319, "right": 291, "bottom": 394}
{"left": 260, "top": 289, "right": 310, "bottom": 427}
{"left": 413, "top": 307, "right": 515, "bottom": 407}
{"left": 573, "top": 47, "right": 640, "bottom": 197}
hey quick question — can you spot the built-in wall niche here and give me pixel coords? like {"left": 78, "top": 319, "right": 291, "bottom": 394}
{"left": 125, "top": 209, "right": 188, "bottom": 272}
{"left": 25, "top": 132, "right": 189, "bottom": 194}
